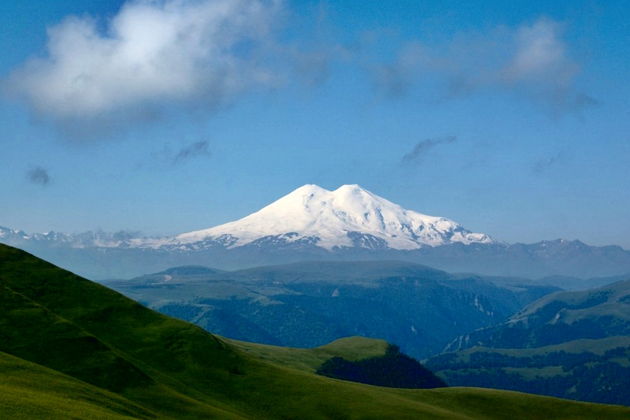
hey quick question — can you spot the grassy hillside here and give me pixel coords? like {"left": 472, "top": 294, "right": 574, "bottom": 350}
{"left": 427, "top": 337, "right": 630, "bottom": 406}
{"left": 429, "top": 279, "right": 630, "bottom": 406}
{"left": 228, "top": 336, "right": 390, "bottom": 372}
{"left": 0, "top": 351, "right": 151, "bottom": 420}
{"left": 446, "top": 279, "right": 630, "bottom": 352}
{"left": 1, "top": 243, "right": 629, "bottom": 419}
{"left": 229, "top": 336, "right": 446, "bottom": 388}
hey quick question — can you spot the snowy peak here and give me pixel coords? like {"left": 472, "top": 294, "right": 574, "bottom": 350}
{"left": 176, "top": 184, "right": 493, "bottom": 250}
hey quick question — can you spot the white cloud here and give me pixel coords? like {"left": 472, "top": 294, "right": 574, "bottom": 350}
{"left": 504, "top": 19, "right": 576, "bottom": 85}
{"left": 373, "top": 17, "right": 594, "bottom": 113}
{"left": 8, "top": 0, "right": 282, "bottom": 121}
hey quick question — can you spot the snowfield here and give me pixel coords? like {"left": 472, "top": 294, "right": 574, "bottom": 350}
{"left": 174, "top": 184, "right": 493, "bottom": 250}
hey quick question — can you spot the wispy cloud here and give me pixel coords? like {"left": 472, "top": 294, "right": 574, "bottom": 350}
{"left": 6, "top": 0, "right": 283, "bottom": 132}
{"left": 143, "top": 140, "right": 213, "bottom": 168}
{"left": 4, "top": 6, "right": 596, "bottom": 140}
{"left": 26, "top": 166, "right": 51, "bottom": 186}
{"left": 402, "top": 136, "right": 457, "bottom": 164}
{"left": 172, "top": 140, "right": 212, "bottom": 165}
{"left": 372, "top": 18, "right": 596, "bottom": 114}
{"left": 533, "top": 152, "right": 563, "bottom": 174}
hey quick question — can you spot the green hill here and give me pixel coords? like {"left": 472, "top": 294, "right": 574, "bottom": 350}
{"left": 229, "top": 336, "right": 446, "bottom": 388}
{"left": 1, "top": 243, "right": 629, "bottom": 419}
{"left": 227, "top": 336, "right": 391, "bottom": 373}
{"left": 429, "top": 280, "right": 630, "bottom": 405}
{"left": 0, "top": 351, "right": 151, "bottom": 420}
{"left": 426, "top": 336, "right": 630, "bottom": 406}
{"left": 445, "top": 279, "right": 630, "bottom": 351}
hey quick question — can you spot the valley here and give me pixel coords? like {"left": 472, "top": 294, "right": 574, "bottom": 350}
{"left": 3, "top": 243, "right": 628, "bottom": 418}
{"left": 3, "top": 1, "right": 629, "bottom": 417}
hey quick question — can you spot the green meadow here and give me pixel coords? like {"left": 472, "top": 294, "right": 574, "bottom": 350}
{"left": 1, "top": 243, "right": 628, "bottom": 419}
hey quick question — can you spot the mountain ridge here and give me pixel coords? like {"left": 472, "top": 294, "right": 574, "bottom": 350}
{"left": 4, "top": 184, "right": 630, "bottom": 280}
{"left": 426, "top": 280, "right": 630, "bottom": 406}
{"left": 2, "top": 184, "right": 494, "bottom": 252}
{"left": 4, "top": 243, "right": 625, "bottom": 418}
{"left": 106, "top": 260, "right": 560, "bottom": 359}
{"left": 174, "top": 184, "right": 494, "bottom": 250}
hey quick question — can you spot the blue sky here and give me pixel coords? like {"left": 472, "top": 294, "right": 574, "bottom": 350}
{"left": 1, "top": 0, "right": 629, "bottom": 247}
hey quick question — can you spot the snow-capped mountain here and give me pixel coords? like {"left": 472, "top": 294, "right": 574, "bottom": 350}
{"left": 4, "top": 184, "right": 630, "bottom": 280}
{"left": 0, "top": 226, "right": 144, "bottom": 249}
{"left": 173, "top": 184, "right": 493, "bottom": 250}
{"left": 2, "top": 184, "right": 491, "bottom": 253}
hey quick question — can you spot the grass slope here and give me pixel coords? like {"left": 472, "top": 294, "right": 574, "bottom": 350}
{"left": 0, "top": 351, "right": 151, "bottom": 420}
{"left": 1, "top": 244, "right": 629, "bottom": 419}
{"left": 427, "top": 336, "right": 630, "bottom": 406}
{"left": 227, "top": 336, "right": 390, "bottom": 372}
{"left": 447, "top": 279, "right": 630, "bottom": 351}
{"left": 433, "top": 280, "right": 630, "bottom": 405}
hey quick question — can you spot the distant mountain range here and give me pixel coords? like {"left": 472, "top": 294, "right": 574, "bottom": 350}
{"left": 106, "top": 258, "right": 630, "bottom": 407}
{"left": 427, "top": 280, "right": 630, "bottom": 405}
{"left": 104, "top": 260, "right": 559, "bottom": 359}
{"left": 3, "top": 184, "right": 630, "bottom": 279}
{"left": 5, "top": 243, "right": 624, "bottom": 418}
{"left": 444, "top": 279, "right": 630, "bottom": 351}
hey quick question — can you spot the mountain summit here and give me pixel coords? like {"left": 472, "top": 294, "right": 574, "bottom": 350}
{"left": 175, "top": 184, "right": 493, "bottom": 250}
{"left": 4, "top": 184, "right": 630, "bottom": 279}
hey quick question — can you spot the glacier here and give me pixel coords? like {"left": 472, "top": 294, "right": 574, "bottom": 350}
{"left": 173, "top": 184, "right": 494, "bottom": 250}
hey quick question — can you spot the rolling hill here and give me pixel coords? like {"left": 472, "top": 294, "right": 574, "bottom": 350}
{"left": 0, "top": 350, "right": 151, "bottom": 420}
{"left": 1, "top": 243, "right": 628, "bottom": 418}
{"left": 427, "top": 280, "right": 630, "bottom": 405}
{"left": 445, "top": 280, "right": 630, "bottom": 351}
